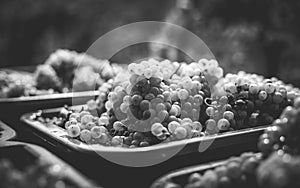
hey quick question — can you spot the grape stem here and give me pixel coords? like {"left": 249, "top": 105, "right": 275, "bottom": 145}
{"left": 170, "top": 63, "right": 182, "bottom": 79}
{"left": 204, "top": 97, "right": 221, "bottom": 109}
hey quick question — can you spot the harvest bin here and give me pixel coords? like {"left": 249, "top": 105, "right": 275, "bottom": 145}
{"left": 0, "top": 141, "right": 100, "bottom": 188}
{"left": 0, "top": 66, "right": 100, "bottom": 126}
{"left": 0, "top": 120, "right": 16, "bottom": 142}
{"left": 20, "top": 106, "right": 267, "bottom": 188}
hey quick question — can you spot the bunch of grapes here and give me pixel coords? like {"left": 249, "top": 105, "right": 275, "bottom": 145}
{"left": 37, "top": 49, "right": 121, "bottom": 92}
{"left": 60, "top": 58, "right": 223, "bottom": 147}
{"left": 0, "top": 70, "right": 37, "bottom": 98}
{"left": 154, "top": 97, "right": 300, "bottom": 188}
{"left": 154, "top": 152, "right": 262, "bottom": 188}
{"left": 0, "top": 159, "right": 83, "bottom": 188}
{"left": 257, "top": 96, "right": 300, "bottom": 156}
{"left": 208, "top": 71, "right": 300, "bottom": 132}
{"left": 254, "top": 97, "right": 300, "bottom": 188}
{"left": 202, "top": 96, "right": 234, "bottom": 135}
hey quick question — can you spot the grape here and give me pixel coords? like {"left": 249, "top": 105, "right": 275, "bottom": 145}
{"left": 174, "top": 127, "right": 187, "bottom": 139}
{"left": 80, "top": 129, "right": 92, "bottom": 142}
{"left": 191, "top": 109, "right": 199, "bottom": 121}
{"left": 131, "top": 95, "right": 143, "bottom": 106}
{"left": 164, "top": 102, "right": 172, "bottom": 111}
{"left": 168, "top": 121, "right": 180, "bottom": 134}
{"left": 113, "top": 121, "right": 125, "bottom": 131}
{"left": 206, "top": 119, "right": 217, "bottom": 132}
{"left": 217, "top": 118, "right": 230, "bottom": 131}
{"left": 151, "top": 123, "right": 164, "bottom": 136}
{"left": 163, "top": 91, "right": 172, "bottom": 101}
{"left": 258, "top": 91, "right": 268, "bottom": 101}
{"left": 142, "top": 110, "right": 151, "bottom": 120}
{"left": 215, "top": 67, "right": 224, "bottom": 78}
{"left": 98, "top": 116, "right": 109, "bottom": 126}
{"left": 192, "top": 121, "right": 203, "bottom": 131}
{"left": 105, "top": 101, "right": 113, "bottom": 110}
{"left": 156, "top": 103, "right": 166, "bottom": 112}
{"left": 214, "top": 166, "right": 228, "bottom": 178}
{"left": 128, "top": 63, "right": 136, "bottom": 74}
{"left": 264, "top": 83, "right": 275, "bottom": 94}
{"left": 108, "top": 92, "right": 119, "bottom": 103}
{"left": 294, "top": 97, "right": 300, "bottom": 108}
{"left": 178, "top": 89, "right": 189, "bottom": 100}
{"left": 87, "top": 100, "right": 97, "bottom": 111}
{"left": 150, "top": 87, "right": 160, "bottom": 96}
{"left": 143, "top": 68, "right": 153, "bottom": 79}
{"left": 171, "top": 91, "right": 179, "bottom": 101}
{"left": 202, "top": 170, "right": 218, "bottom": 188}
{"left": 225, "top": 83, "right": 237, "bottom": 93}
{"left": 145, "top": 93, "right": 155, "bottom": 100}
{"left": 134, "top": 64, "right": 145, "bottom": 75}
{"left": 223, "top": 111, "right": 234, "bottom": 120}
{"left": 188, "top": 173, "right": 202, "bottom": 183}
{"left": 241, "top": 157, "right": 259, "bottom": 175}
{"left": 122, "top": 95, "right": 132, "bottom": 105}
{"left": 182, "top": 77, "right": 193, "bottom": 90}
{"left": 194, "top": 94, "right": 204, "bottom": 105}
{"left": 180, "top": 110, "right": 189, "bottom": 118}
{"left": 158, "top": 110, "right": 169, "bottom": 122}
{"left": 67, "top": 124, "right": 81, "bottom": 137}
{"left": 192, "top": 80, "right": 202, "bottom": 91}
{"left": 226, "top": 161, "right": 242, "bottom": 179}
{"left": 182, "top": 102, "right": 193, "bottom": 112}
{"left": 69, "top": 113, "right": 79, "bottom": 121}
{"left": 287, "top": 91, "right": 296, "bottom": 100}
{"left": 86, "top": 122, "right": 96, "bottom": 130}
{"left": 96, "top": 133, "right": 108, "bottom": 144}
{"left": 219, "top": 96, "right": 228, "bottom": 106}
{"left": 79, "top": 111, "right": 90, "bottom": 119}
{"left": 140, "top": 100, "right": 150, "bottom": 111}
{"left": 111, "top": 136, "right": 123, "bottom": 146}
{"left": 120, "top": 103, "right": 129, "bottom": 113}
{"left": 64, "top": 121, "right": 72, "bottom": 129}
{"left": 139, "top": 141, "right": 150, "bottom": 147}
{"left": 169, "top": 106, "right": 180, "bottom": 116}
{"left": 91, "top": 126, "right": 106, "bottom": 138}
{"left": 206, "top": 106, "right": 215, "bottom": 117}
{"left": 80, "top": 114, "right": 93, "bottom": 125}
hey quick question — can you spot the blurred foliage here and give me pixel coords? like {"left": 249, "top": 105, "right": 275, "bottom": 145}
{"left": 0, "top": 0, "right": 173, "bottom": 67}
{"left": 0, "top": 0, "right": 300, "bottom": 86}
{"left": 191, "top": 0, "right": 300, "bottom": 85}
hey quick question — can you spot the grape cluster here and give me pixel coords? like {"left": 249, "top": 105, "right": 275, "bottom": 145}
{"left": 0, "top": 49, "right": 124, "bottom": 98}
{"left": 39, "top": 49, "right": 121, "bottom": 92}
{"left": 59, "top": 58, "right": 221, "bottom": 147}
{"left": 155, "top": 152, "right": 261, "bottom": 188}
{"left": 154, "top": 97, "right": 300, "bottom": 188}
{"left": 98, "top": 58, "right": 216, "bottom": 146}
{"left": 208, "top": 71, "right": 300, "bottom": 132}
{"left": 257, "top": 152, "right": 300, "bottom": 188}
{"left": 255, "top": 97, "right": 300, "bottom": 188}
{"left": 0, "top": 70, "right": 38, "bottom": 98}
{"left": 0, "top": 159, "right": 82, "bottom": 188}
{"left": 258, "top": 97, "right": 300, "bottom": 156}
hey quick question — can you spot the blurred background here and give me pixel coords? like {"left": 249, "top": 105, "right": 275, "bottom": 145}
{"left": 0, "top": 0, "right": 300, "bottom": 86}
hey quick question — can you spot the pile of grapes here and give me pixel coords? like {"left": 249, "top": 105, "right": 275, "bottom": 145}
{"left": 0, "top": 70, "right": 36, "bottom": 98}
{"left": 153, "top": 97, "right": 300, "bottom": 188}
{"left": 42, "top": 58, "right": 223, "bottom": 147}
{"left": 0, "top": 159, "right": 82, "bottom": 188}
{"left": 0, "top": 49, "right": 120, "bottom": 98}
{"left": 153, "top": 152, "right": 262, "bottom": 188}
{"left": 211, "top": 71, "right": 300, "bottom": 129}
{"left": 33, "top": 58, "right": 300, "bottom": 148}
